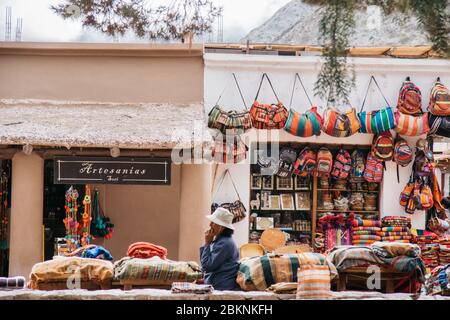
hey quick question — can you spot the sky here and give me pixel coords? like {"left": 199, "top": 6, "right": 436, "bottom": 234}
{"left": 0, "top": 0, "right": 291, "bottom": 42}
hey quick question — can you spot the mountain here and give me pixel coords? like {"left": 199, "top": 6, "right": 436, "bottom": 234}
{"left": 243, "top": 0, "right": 432, "bottom": 46}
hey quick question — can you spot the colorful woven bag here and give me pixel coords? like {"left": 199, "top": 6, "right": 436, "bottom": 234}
{"left": 250, "top": 73, "right": 288, "bottom": 130}
{"left": 322, "top": 107, "right": 361, "bottom": 137}
{"left": 208, "top": 73, "right": 252, "bottom": 135}
{"left": 358, "top": 76, "right": 396, "bottom": 134}
{"left": 428, "top": 78, "right": 450, "bottom": 116}
{"left": 284, "top": 73, "right": 323, "bottom": 137}
{"left": 395, "top": 112, "right": 429, "bottom": 136}
{"left": 397, "top": 77, "right": 423, "bottom": 115}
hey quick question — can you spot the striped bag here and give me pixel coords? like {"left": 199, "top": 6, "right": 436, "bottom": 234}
{"left": 428, "top": 78, "right": 450, "bottom": 116}
{"left": 322, "top": 107, "right": 361, "bottom": 137}
{"left": 395, "top": 112, "right": 429, "bottom": 136}
{"left": 250, "top": 73, "right": 288, "bottom": 130}
{"left": 296, "top": 264, "right": 332, "bottom": 300}
{"left": 363, "top": 153, "right": 384, "bottom": 183}
{"left": 358, "top": 76, "right": 396, "bottom": 134}
{"left": 284, "top": 73, "right": 323, "bottom": 137}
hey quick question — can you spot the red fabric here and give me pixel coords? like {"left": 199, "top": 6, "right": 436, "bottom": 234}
{"left": 127, "top": 242, "right": 168, "bottom": 260}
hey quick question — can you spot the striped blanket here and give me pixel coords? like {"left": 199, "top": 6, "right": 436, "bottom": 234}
{"left": 236, "top": 253, "right": 337, "bottom": 291}
{"left": 353, "top": 227, "right": 381, "bottom": 232}
{"left": 353, "top": 235, "right": 381, "bottom": 241}
{"left": 28, "top": 257, "right": 114, "bottom": 290}
{"left": 327, "top": 244, "right": 426, "bottom": 283}
{"left": 353, "top": 220, "right": 381, "bottom": 227}
{"left": 382, "top": 227, "right": 409, "bottom": 232}
{"left": 113, "top": 256, "right": 202, "bottom": 282}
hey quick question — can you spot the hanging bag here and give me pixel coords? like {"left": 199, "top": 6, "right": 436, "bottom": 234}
{"left": 358, "top": 76, "right": 396, "bottom": 134}
{"left": 211, "top": 170, "right": 246, "bottom": 224}
{"left": 395, "top": 111, "right": 429, "bottom": 136}
{"left": 276, "top": 147, "right": 298, "bottom": 178}
{"left": 208, "top": 73, "right": 252, "bottom": 135}
{"left": 209, "top": 134, "right": 248, "bottom": 164}
{"left": 428, "top": 113, "right": 450, "bottom": 138}
{"left": 322, "top": 99, "right": 360, "bottom": 138}
{"left": 397, "top": 77, "right": 423, "bottom": 115}
{"left": 250, "top": 73, "right": 288, "bottom": 129}
{"left": 428, "top": 77, "right": 450, "bottom": 116}
{"left": 284, "top": 73, "right": 323, "bottom": 137}
{"left": 393, "top": 134, "right": 413, "bottom": 183}
{"left": 293, "top": 147, "right": 317, "bottom": 177}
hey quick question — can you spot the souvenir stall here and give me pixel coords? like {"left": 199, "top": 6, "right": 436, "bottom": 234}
{"left": 204, "top": 47, "right": 450, "bottom": 294}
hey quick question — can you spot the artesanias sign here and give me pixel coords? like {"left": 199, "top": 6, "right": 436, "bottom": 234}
{"left": 54, "top": 157, "right": 171, "bottom": 185}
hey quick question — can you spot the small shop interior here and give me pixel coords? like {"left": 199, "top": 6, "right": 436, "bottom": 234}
{"left": 248, "top": 142, "right": 380, "bottom": 252}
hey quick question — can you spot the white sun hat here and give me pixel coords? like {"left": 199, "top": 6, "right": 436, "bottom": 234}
{"left": 206, "top": 207, "right": 235, "bottom": 230}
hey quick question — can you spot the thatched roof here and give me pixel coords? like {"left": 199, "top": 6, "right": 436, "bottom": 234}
{"left": 0, "top": 99, "right": 209, "bottom": 150}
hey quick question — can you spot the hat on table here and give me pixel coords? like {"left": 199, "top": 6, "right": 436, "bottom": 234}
{"left": 206, "top": 207, "right": 234, "bottom": 230}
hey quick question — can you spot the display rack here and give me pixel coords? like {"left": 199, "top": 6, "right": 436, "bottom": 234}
{"left": 248, "top": 143, "right": 381, "bottom": 250}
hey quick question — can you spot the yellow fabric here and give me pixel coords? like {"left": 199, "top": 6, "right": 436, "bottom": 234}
{"left": 28, "top": 257, "right": 113, "bottom": 289}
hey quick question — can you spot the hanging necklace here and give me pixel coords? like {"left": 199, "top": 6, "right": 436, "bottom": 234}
{"left": 81, "top": 185, "right": 92, "bottom": 247}
{"left": 64, "top": 186, "right": 80, "bottom": 252}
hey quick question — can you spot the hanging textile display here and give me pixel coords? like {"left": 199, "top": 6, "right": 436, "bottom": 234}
{"left": 91, "top": 189, "right": 114, "bottom": 239}
{"left": 63, "top": 186, "right": 80, "bottom": 252}
{"left": 80, "top": 185, "right": 92, "bottom": 247}
{"left": 319, "top": 213, "right": 354, "bottom": 252}
{"left": 0, "top": 163, "right": 10, "bottom": 277}
{"left": 358, "top": 76, "right": 396, "bottom": 134}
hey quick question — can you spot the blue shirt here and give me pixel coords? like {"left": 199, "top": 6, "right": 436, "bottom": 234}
{"left": 200, "top": 235, "right": 239, "bottom": 290}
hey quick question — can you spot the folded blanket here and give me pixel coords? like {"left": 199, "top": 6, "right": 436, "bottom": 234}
{"left": 0, "top": 277, "right": 25, "bottom": 290}
{"left": 171, "top": 282, "right": 213, "bottom": 294}
{"left": 352, "top": 227, "right": 381, "bottom": 232}
{"left": 82, "top": 246, "right": 113, "bottom": 261}
{"left": 382, "top": 216, "right": 411, "bottom": 228}
{"left": 127, "top": 242, "right": 167, "bottom": 260}
{"left": 267, "top": 282, "right": 298, "bottom": 294}
{"left": 237, "top": 253, "right": 337, "bottom": 291}
{"left": 28, "top": 257, "right": 113, "bottom": 290}
{"left": 352, "top": 235, "right": 382, "bottom": 241}
{"left": 381, "top": 236, "right": 412, "bottom": 241}
{"left": 371, "top": 242, "right": 420, "bottom": 258}
{"left": 382, "top": 227, "right": 409, "bottom": 232}
{"left": 352, "top": 240, "right": 377, "bottom": 245}
{"left": 381, "top": 240, "right": 411, "bottom": 243}
{"left": 353, "top": 230, "right": 379, "bottom": 235}
{"left": 353, "top": 220, "right": 381, "bottom": 228}
{"left": 377, "top": 232, "right": 410, "bottom": 237}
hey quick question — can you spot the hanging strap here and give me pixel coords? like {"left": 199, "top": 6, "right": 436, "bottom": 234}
{"left": 254, "top": 73, "right": 280, "bottom": 102}
{"left": 214, "top": 73, "right": 248, "bottom": 109}
{"left": 212, "top": 169, "right": 241, "bottom": 202}
{"left": 289, "top": 73, "right": 313, "bottom": 109}
{"left": 360, "top": 76, "right": 391, "bottom": 113}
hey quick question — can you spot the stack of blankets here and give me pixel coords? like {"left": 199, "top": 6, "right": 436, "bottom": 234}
{"left": 413, "top": 230, "right": 440, "bottom": 269}
{"left": 439, "top": 246, "right": 450, "bottom": 265}
{"left": 352, "top": 219, "right": 381, "bottom": 245}
{"left": 127, "top": 242, "right": 168, "bottom": 260}
{"left": 380, "top": 216, "right": 412, "bottom": 243}
{"left": 420, "top": 244, "right": 440, "bottom": 269}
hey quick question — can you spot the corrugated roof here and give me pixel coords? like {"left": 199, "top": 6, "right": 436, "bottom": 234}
{"left": 0, "top": 99, "right": 208, "bottom": 150}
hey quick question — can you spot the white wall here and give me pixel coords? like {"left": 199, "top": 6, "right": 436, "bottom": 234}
{"left": 204, "top": 53, "right": 450, "bottom": 248}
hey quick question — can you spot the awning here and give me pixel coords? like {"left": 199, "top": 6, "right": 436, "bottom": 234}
{"left": 0, "top": 99, "right": 209, "bottom": 150}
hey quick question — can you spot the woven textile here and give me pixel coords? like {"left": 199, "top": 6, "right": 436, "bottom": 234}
{"left": 28, "top": 257, "right": 113, "bottom": 290}
{"left": 319, "top": 214, "right": 353, "bottom": 251}
{"left": 236, "top": 253, "right": 337, "bottom": 291}
{"left": 0, "top": 277, "right": 25, "bottom": 290}
{"left": 296, "top": 264, "right": 333, "bottom": 300}
{"left": 171, "top": 282, "right": 213, "bottom": 294}
{"left": 353, "top": 220, "right": 381, "bottom": 228}
{"left": 127, "top": 242, "right": 168, "bottom": 260}
{"left": 113, "top": 256, "right": 202, "bottom": 282}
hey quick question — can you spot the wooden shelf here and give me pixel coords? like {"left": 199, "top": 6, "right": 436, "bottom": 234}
{"left": 317, "top": 189, "right": 379, "bottom": 192}
{"left": 316, "top": 209, "right": 379, "bottom": 213}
